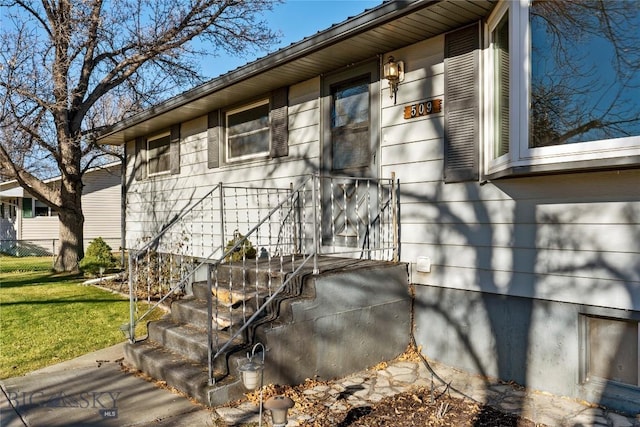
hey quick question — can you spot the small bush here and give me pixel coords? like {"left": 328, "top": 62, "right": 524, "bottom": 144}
{"left": 224, "top": 231, "right": 256, "bottom": 262}
{"left": 80, "top": 237, "right": 116, "bottom": 275}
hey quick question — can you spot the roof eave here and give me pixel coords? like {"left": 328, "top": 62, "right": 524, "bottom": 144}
{"left": 98, "top": 0, "right": 495, "bottom": 145}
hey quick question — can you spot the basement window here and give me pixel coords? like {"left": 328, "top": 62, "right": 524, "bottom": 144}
{"left": 584, "top": 315, "right": 639, "bottom": 387}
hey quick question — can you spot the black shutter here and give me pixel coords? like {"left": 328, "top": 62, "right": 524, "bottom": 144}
{"left": 134, "top": 136, "right": 147, "bottom": 181}
{"left": 270, "top": 87, "right": 289, "bottom": 158}
{"left": 444, "top": 23, "right": 480, "bottom": 183}
{"left": 208, "top": 110, "right": 220, "bottom": 169}
{"left": 170, "top": 124, "right": 180, "bottom": 175}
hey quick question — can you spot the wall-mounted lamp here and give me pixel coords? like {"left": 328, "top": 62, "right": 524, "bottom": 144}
{"left": 383, "top": 55, "right": 405, "bottom": 104}
{"left": 264, "top": 395, "right": 295, "bottom": 427}
{"left": 239, "top": 343, "right": 266, "bottom": 426}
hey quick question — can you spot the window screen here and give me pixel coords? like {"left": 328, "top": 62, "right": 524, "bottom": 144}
{"left": 226, "top": 101, "right": 270, "bottom": 161}
{"left": 147, "top": 133, "right": 171, "bottom": 175}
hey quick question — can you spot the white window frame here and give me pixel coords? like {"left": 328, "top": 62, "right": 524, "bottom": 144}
{"left": 484, "top": 0, "right": 640, "bottom": 177}
{"left": 225, "top": 99, "right": 271, "bottom": 163}
{"left": 34, "top": 199, "right": 52, "bottom": 217}
{"left": 146, "top": 131, "right": 171, "bottom": 177}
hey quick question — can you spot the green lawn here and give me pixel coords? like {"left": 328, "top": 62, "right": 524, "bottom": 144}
{"left": 0, "top": 255, "right": 53, "bottom": 273}
{"left": 0, "top": 258, "right": 162, "bottom": 378}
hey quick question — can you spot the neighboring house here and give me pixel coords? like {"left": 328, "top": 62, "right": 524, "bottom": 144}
{"left": 0, "top": 161, "right": 122, "bottom": 255}
{"left": 98, "top": 0, "right": 640, "bottom": 414}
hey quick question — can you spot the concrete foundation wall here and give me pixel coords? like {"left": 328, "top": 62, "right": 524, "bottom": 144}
{"left": 414, "top": 285, "right": 640, "bottom": 415}
{"left": 260, "top": 263, "right": 411, "bottom": 386}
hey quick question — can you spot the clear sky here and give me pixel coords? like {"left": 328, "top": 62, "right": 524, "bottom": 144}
{"left": 201, "top": 0, "right": 381, "bottom": 79}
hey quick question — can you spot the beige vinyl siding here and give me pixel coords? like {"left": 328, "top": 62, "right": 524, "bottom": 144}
{"left": 124, "top": 30, "right": 640, "bottom": 313}
{"left": 21, "top": 215, "right": 59, "bottom": 241}
{"left": 125, "top": 78, "right": 322, "bottom": 248}
{"left": 82, "top": 164, "right": 122, "bottom": 250}
{"left": 377, "top": 37, "right": 639, "bottom": 311}
{"left": 10, "top": 164, "right": 121, "bottom": 251}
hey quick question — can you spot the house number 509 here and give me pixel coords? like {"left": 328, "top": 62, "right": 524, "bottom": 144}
{"left": 403, "top": 99, "right": 442, "bottom": 119}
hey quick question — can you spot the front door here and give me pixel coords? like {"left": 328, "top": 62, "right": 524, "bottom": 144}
{"left": 320, "top": 60, "right": 380, "bottom": 254}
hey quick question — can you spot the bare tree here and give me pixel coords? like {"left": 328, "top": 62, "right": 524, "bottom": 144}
{"left": 0, "top": 0, "right": 280, "bottom": 272}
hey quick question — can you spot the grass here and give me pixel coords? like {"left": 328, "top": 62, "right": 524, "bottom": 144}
{"left": 0, "top": 255, "right": 53, "bottom": 273}
{"left": 0, "top": 256, "right": 162, "bottom": 379}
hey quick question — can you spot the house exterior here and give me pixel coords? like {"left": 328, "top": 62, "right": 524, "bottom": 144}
{"left": 0, "top": 161, "right": 123, "bottom": 255}
{"left": 98, "top": 0, "right": 640, "bottom": 415}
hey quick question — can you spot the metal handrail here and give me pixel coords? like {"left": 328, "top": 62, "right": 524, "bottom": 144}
{"left": 125, "top": 173, "right": 400, "bottom": 393}
{"left": 207, "top": 252, "right": 315, "bottom": 387}
{"left": 126, "top": 178, "right": 311, "bottom": 341}
{"left": 131, "top": 184, "right": 222, "bottom": 258}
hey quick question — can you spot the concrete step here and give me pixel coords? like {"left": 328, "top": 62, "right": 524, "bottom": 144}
{"left": 192, "top": 281, "right": 271, "bottom": 307}
{"left": 212, "top": 261, "right": 289, "bottom": 288}
{"left": 147, "top": 318, "right": 245, "bottom": 365}
{"left": 125, "top": 257, "right": 410, "bottom": 409}
{"left": 124, "top": 341, "right": 248, "bottom": 406}
{"left": 213, "top": 286, "right": 257, "bottom": 306}
{"left": 170, "top": 297, "right": 256, "bottom": 330}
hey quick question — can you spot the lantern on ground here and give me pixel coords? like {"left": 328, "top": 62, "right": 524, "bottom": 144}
{"left": 264, "top": 395, "right": 295, "bottom": 427}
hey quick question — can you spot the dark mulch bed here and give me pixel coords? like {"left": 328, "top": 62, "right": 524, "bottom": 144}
{"left": 325, "top": 388, "right": 541, "bottom": 426}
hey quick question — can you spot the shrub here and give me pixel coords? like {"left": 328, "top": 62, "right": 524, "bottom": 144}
{"left": 80, "top": 237, "right": 116, "bottom": 275}
{"left": 224, "top": 231, "right": 256, "bottom": 262}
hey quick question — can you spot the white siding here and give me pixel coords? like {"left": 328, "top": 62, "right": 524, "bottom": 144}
{"left": 124, "top": 32, "right": 640, "bottom": 313}
{"left": 82, "top": 164, "right": 122, "bottom": 250}
{"left": 21, "top": 216, "right": 59, "bottom": 241}
{"left": 125, "top": 78, "right": 322, "bottom": 247}
{"left": 4, "top": 164, "right": 122, "bottom": 251}
{"left": 377, "top": 37, "right": 640, "bottom": 311}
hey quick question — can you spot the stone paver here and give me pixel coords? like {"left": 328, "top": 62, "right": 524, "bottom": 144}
{"left": 213, "top": 358, "right": 639, "bottom": 426}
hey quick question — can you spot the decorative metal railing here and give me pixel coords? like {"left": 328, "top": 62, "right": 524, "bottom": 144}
{"left": 125, "top": 173, "right": 399, "bottom": 384}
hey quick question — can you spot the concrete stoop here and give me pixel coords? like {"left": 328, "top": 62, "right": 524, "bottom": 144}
{"left": 123, "top": 257, "right": 411, "bottom": 407}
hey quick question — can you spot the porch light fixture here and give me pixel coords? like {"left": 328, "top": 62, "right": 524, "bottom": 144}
{"left": 239, "top": 343, "right": 266, "bottom": 426}
{"left": 264, "top": 395, "right": 295, "bottom": 427}
{"left": 383, "top": 55, "right": 404, "bottom": 104}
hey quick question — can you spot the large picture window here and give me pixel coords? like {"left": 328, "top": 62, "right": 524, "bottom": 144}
{"left": 226, "top": 100, "right": 270, "bottom": 162}
{"left": 529, "top": 1, "right": 640, "bottom": 148}
{"left": 486, "top": 0, "right": 640, "bottom": 175}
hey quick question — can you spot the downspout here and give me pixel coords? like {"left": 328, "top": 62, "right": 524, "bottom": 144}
{"left": 17, "top": 198, "right": 22, "bottom": 240}
{"left": 120, "top": 153, "right": 126, "bottom": 267}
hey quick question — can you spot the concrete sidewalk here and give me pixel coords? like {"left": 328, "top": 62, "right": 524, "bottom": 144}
{"left": 0, "top": 343, "right": 215, "bottom": 427}
{"left": 2, "top": 343, "right": 639, "bottom": 426}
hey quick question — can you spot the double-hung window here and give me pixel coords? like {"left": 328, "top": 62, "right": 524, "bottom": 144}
{"left": 207, "top": 88, "right": 288, "bottom": 169}
{"left": 147, "top": 132, "right": 171, "bottom": 176}
{"left": 486, "top": 0, "right": 640, "bottom": 176}
{"left": 22, "top": 198, "right": 55, "bottom": 217}
{"left": 225, "top": 100, "right": 270, "bottom": 162}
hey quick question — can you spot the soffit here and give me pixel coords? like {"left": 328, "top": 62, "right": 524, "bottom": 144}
{"left": 99, "top": 0, "right": 496, "bottom": 145}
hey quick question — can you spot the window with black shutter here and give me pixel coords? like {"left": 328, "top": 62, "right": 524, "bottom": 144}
{"left": 208, "top": 87, "right": 289, "bottom": 168}
{"left": 134, "top": 124, "right": 180, "bottom": 179}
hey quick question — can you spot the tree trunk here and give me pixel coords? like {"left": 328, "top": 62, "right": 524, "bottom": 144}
{"left": 55, "top": 209, "right": 85, "bottom": 273}
{"left": 54, "top": 176, "right": 85, "bottom": 272}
